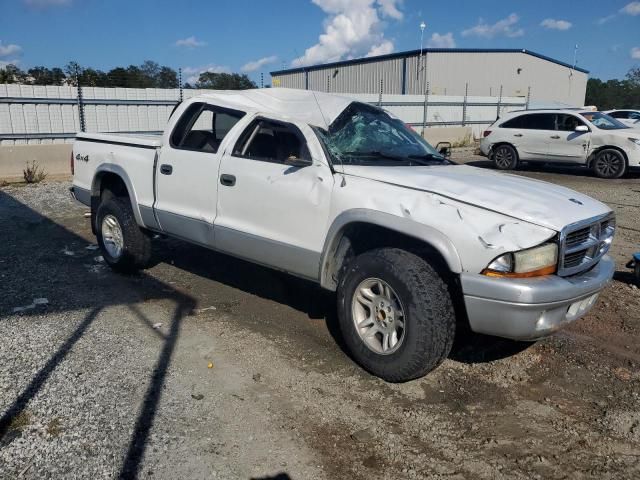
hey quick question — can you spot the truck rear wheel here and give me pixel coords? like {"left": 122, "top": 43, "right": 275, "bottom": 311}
{"left": 96, "top": 196, "right": 152, "bottom": 273}
{"left": 337, "top": 248, "right": 456, "bottom": 382}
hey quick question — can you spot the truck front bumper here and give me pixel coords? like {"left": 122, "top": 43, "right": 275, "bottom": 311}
{"left": 460, "top": 255, "right": 615, "bottom": 341}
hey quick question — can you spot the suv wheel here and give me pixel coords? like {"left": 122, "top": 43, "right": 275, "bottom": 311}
{"left": 337, "top": 248, "right": 456, "bottom": 382}
{"left": 492, "top": 144, "right": 519, "bottom": 170}
{"left": 96, "top": 196, "right": 152, "bottom": 273}
{"left": 592, "top": 149, "right": 626, "bottom": 179}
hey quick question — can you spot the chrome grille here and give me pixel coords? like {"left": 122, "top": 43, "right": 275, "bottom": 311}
{"left": 558, "top": 213, "right": 615, "bottom": 277}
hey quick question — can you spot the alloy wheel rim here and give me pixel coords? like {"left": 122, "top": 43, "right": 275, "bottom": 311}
{"left": 495, "top": 147, "right": 513, "bottom": 168}
{"left": 352, "top": 278, "right": 406, "bottom": 355}
{"left": 595, "top": 152, "right": 622, "bottom": 177}
{"left": 101, "top": 214, "right": 124, "bottom": 259}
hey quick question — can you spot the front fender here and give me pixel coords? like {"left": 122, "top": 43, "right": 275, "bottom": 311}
{"left": 319, "top": 208, "right": 463, "bottom": 290}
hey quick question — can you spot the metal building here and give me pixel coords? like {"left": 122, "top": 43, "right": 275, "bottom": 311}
{"left": 271, "top": 48, "right": 589, "bottom": 106}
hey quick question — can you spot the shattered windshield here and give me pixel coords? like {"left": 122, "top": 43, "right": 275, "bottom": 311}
{"left": 314, "top": 102, "right": 449, "bottom": 167}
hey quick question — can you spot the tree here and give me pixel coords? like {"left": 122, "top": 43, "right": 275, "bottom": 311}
{"left": 585, "top": 67, "right": 640, "bottom": 109}
{"left": 156, "top": 67, "right": 178, "bottom": 88}
{"left": 195, "top": 72, "right": 257, "bottom": 90}
{"left": 0, "top": 64, "right": 26, "bottom": 83}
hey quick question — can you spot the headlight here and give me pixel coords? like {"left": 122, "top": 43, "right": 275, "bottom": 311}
{"left": 629, "top": 138, "right": 640, "bottom": 147}
{"left": 482, "top": 243, "right": 558, "bottom": 278}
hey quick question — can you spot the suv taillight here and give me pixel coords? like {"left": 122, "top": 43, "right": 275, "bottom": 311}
{"left": 70, "top": 151, "right": 74, "bottom": 175}
{"left": 483, "top": 130, "right": 492, "bottom": 137}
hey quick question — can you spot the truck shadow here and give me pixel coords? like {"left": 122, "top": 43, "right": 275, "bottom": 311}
{"left": 152, "top": 238, "right": 531, "bottom": 367}
{"left": 0, "top": 189, "right": 196, "bottom": 479}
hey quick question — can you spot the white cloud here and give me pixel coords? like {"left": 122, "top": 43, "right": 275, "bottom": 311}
{"left": 540, "top": 18, "right": 572, "bottom": 30}
{"left": 291, "top": 0, "right": 402, "bottom": 67}
{"left": 366, "top": 39, "right": 394, "bottom": 57}
{"left": 631, "top": 47, "right": 640, "bottom": 59}
{"left": 426, "top": 32, "right": 456, "bottom": 48}
{"left": 182, "top": 64, "right": 230, "bottom": 84}
{"left": 175, "top": 36, "right": 207, "bottom": 48}
{"left": 621, "top": 2, "right": 640, "bottom": 15}
{"left": 596, "top": 14, "right": 616, "bottom": 25}
{"left": 377, "top": 0, "right": 403, "bottom": 20}
{"left": 241, "top": 55, "right": 278, "bottom": 73}
{"left": 462, "top": 13, "right": 524, "bottom": 38}
{"left": 23, "top": 0, "right": 71, "bottom": 7}
{"left": 0, "top": 41, "right": 22, "bottom": 58}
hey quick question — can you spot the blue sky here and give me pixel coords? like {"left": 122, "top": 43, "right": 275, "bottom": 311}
{"left": 1, "top": 0, "right": 639, "bottom": 83}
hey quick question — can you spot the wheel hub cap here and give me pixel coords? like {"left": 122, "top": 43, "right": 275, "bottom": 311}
{"left": 352, "top": 278, "right": 406, "bottom": 355}
{"left": 101, "top": 214, "right": 124, "bottom": 259}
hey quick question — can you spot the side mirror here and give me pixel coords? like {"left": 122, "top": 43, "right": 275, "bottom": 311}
{"left": 575, "top": 125, "right": 589, "bottom": 133}
{"left": 435, "top": 141, "right": 452, "bottom": 158}
{"left": 284, "top": 156, "right": 313, "bottom": 168}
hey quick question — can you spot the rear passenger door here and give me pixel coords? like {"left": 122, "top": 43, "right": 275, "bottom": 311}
{"left": 214, "top": 117, "right": 334, "bottom": 280}
{"left": 501, "top": 113, "right": 555, "bottom": 161}
{"left": 154, "top": 102, "right": 245, "bottom": 245}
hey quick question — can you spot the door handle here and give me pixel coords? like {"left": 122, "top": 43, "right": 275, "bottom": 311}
{"left": 513, "top": 133, "right": 523, "bottom": 137}
{"left": 160, "top": 164, "right": 173, "bottom": 175}
{"left": 550, "top": 135, "right": 560, "bottom": 139}
{"left": 220, "top": 174, "right": 236, "bottom": 187}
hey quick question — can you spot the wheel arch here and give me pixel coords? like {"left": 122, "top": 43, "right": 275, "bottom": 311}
{"left": 90, "top": 164, "right": 143, "bottom": 234}
{"left": 587, "top": 145, "right": 629, "bottom": 168}
{"left": 319, "top": 209, "right": 463, "bottom": 291}
{"left": 490, "top": 141, "right": 519, "bottom": 159}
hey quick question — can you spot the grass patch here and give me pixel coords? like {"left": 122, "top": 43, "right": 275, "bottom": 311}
{"left": 46, "top": 417, "right": 63, "bottom": 437}
{"left": 9, "top": 410, "right": 32, "bottom": 432}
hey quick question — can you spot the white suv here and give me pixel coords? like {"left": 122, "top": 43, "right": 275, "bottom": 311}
{"left": 480, "top": 109, "right": 640, "bottom": 178}
{"left": 604, "top": 109, "right": 640, "bottom": 129}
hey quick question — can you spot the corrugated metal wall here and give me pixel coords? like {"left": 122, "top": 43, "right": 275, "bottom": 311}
{"left": 0, "top": 85, "right": 232, "bottom": 145}
{"left": 272, "top": 51, "right": 588, "bottom": 106}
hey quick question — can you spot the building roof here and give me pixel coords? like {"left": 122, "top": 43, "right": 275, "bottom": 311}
{"left": 270, "top": 48, "right": 589, "bottom": 76}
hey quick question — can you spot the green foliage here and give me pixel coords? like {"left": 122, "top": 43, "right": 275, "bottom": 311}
{"left": 585, "top": 67, "right": 640, "bottom": 109}
{"left": 0, "top": 60, "right": 181, "bottom": 88}
{"left": 195, "top": 72, "right": 257, "bottom": 90}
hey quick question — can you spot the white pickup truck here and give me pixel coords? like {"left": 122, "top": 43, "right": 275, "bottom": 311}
{"left": 71, "top": 88, "right": 615, "bottom": 382}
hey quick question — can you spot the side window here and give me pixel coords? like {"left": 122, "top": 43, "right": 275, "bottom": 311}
{"left": 500, "top": 115, "right": 526, "bottom": 128}
{"left": 170, "top": 103, "right": 245, "bottom": 153}
{"left": 629, "top": 112, "right": 640, "bottom": 120}
{"left": 233, "top": 119, "right": 310, "bottom": 163}
{"left": 556, "top": 114, "right": 586, "bottom": 131}
{"left": 520, "top": 113, "right": 555, "bottom": 130}
{"left": 608, "top": 111, "right": 628, "bottom": 119}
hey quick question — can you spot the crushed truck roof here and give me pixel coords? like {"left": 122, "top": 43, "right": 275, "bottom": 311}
{"left": 194, "top": 88, "right": 354, "bottom": 128}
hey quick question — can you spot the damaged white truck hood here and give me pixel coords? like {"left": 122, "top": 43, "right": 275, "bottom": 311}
{"left": 341, "top": 164, "right": 611, "bottom": 231}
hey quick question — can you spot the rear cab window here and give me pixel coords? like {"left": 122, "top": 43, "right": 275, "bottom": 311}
{"left": 170, "top": 102, "right": 245, "bottom": 153}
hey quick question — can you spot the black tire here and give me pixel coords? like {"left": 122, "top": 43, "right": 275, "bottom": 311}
{"left": 492, "top": 144, "right": 519, "bottom": 170}
{"left": 337, "top": 248, "right": 456, "bottom": 382}
{"left": 592, "top": 148, "right": 627, "bottom": 179}
{"left": 96, "top": 196, "right": 152, "bottom": 273}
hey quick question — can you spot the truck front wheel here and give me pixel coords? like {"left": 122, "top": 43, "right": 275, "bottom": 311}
{"left": 96, "top": 196, "right": 152, "bottom": 273}
{"left": 337, "top": 248, "right": 456, "bottom": 382}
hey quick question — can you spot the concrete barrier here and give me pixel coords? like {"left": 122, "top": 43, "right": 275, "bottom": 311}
{"left": 422, "top": 126, "right": 474, "bottom": 147}
{"left": 0, "top": 144, "right": 72, "bottom": 182}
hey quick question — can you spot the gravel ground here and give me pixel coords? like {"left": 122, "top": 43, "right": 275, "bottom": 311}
{"left": 1, "top": 157, "right": 639, "bottom": 479}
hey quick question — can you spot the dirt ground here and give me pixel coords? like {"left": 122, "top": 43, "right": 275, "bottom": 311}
{"left": 1, "top": 155, "right": 639, "bottom": 479}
